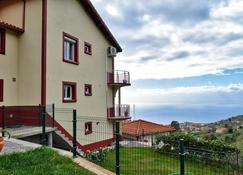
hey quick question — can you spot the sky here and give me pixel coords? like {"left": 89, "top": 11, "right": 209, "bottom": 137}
{"left": 91, "top": 0, "right": 243, "bottom": 124}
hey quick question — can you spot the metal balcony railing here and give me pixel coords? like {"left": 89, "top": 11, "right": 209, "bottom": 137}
{"left": 107, "top": 70, "right": 130, "bottom": 85}
{"left": 107, "top": 104, "right": 130, "bottom": 119}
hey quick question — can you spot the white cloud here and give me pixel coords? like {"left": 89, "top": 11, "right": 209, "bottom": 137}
{"left": 105, "top": 4, "right": 122, "bottom": 18}
{"left": 121, "top": 84, "right": 243, "bottom": 106}
{"left": 211, "top": 0, "right": 243, "bottom": 20}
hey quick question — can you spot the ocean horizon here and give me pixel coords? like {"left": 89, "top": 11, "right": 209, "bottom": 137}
{"left": 134, "top": 104, "right": 243, "bottom": 125}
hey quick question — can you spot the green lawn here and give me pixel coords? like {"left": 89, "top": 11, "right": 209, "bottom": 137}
{"left": 0, "top": 147, "right": 94, "bottom": 175}
{"left": 101, "top": 147, "right": 234, "bottom": 175}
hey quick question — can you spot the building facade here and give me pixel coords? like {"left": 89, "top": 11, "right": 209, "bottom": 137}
{"left": 0, "top": 0, "right": 130, "bottom": 151}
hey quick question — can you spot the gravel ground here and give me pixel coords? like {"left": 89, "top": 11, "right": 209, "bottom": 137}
{"left": 0, "top": 138, "right": 41, "bottom": 155}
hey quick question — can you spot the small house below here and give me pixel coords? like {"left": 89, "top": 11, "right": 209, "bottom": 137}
{"left": 122, "top": 119, "right": 176, "bottom": 145}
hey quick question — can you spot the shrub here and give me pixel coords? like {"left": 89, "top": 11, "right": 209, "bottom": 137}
{"left": 85, "top": 147, "right": 112, "bottom": 164}
{"left": 155, "top": 132, "right": 239, "bottom": 162}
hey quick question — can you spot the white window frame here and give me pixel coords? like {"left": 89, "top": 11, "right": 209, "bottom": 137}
{"left": 64, "top": 37, "right": 76, "bottom": 62}
{"left": 64, "top": 84, "right": 73, "bottom": 100}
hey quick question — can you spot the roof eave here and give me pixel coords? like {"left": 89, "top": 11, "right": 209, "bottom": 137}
{"left": 0, "top": 22, "right": 24, "bottom": 34}
{"left": 80, "top": 0, "right": 122, "bottom": 52}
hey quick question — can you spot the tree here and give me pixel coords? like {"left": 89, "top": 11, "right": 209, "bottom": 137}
{"left": 171, "top": 121, "right": 180, "bottom": 131}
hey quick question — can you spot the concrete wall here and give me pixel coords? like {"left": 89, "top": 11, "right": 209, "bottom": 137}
{"left": 46, "top": 0, "right": 115, "bottom": 144}
{"left": 0, "top": 0, "right": 24, "bottom": 29}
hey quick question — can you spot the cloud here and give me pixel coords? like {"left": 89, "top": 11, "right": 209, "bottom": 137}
{"left": 121, "top": 83, "right": 243, "bottom": 106}
{"left": 92, "top": 0, "right": 243, "bottom": 80}
{"left": 105, "top": 4, "right": 123, "bottom": 18}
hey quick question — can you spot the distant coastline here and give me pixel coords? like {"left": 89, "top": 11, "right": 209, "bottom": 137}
{"left": 134, "top": 104, "right": 243, "bottom": 124}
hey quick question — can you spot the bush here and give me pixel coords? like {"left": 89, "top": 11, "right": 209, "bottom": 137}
{"left": 155, "top": 132, "right": 239, "bottom": 162}
{"left": 85, "top": 147, "right": 112, "bottom": 164}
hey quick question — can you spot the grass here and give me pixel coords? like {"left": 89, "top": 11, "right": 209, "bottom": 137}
{"left": 0, "top": 147, "right": 94, "bottom": 175}
{"left": 101, "top": 147, "right": 235, "bottom": 175}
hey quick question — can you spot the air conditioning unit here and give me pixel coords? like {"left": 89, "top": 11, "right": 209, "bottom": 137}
{"left": 107, "top": 46, "right": 117, "bottom": 57}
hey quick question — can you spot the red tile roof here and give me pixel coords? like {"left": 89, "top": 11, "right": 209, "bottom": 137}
{"left": 122, "top": 119, "right": 176, "bottom": 136}
{"left": 80, "top": 0, "right": 122, "bottom": 52}
{"left": 0, "top": 20, "right": 24, "bottom": 34}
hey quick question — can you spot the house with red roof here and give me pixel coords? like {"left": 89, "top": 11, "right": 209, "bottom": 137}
{"left": 122, "top": 119, "right": 176, "bottom": 145}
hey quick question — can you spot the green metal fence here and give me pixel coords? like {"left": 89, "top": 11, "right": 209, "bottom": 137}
{"left": 82, "top": 121, "right": 243, "bottom": 175}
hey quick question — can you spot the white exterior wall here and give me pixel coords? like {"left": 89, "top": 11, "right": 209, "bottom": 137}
{"left": 0, "top": 0, "right": 42, "bottom": 106}
{"left": 46, "top": 0, "right": 114, "bottom": 145}
{"left": 17, "top": 0, "right": 42, "bottom": 105}
{"left": 0, "top": 0, "right": 24, "bottom": 29}
{"left": 0, "top": 31, "right": 19, "bottom": 106}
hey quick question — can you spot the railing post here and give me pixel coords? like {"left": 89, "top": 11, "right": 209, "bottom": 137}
{"left": 39, "top": 104, "right": 42, "bottom": 144}
{"left": 72, "top": 109, "right": 77, "bottom": 158}
{"left": 115, "top": 121, "right": 120, "bottom": 175}
{"left": 41, "top": 106, "right": 46, "bottom": 145}
{"left": 52, "top": 104, "right": 55, "bottom": 128}
{"left": 39, "top": 104, "right": 42, "bottom": 127}
{"left": 180, "top": 139, "right": 185, "bottom": 175}
{"left": 1, "top": 105, "right": 5, "bottom": 137}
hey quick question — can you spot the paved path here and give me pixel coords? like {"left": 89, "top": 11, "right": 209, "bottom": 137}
{"left": 0, "top": 138, "right": 41, "bottom": 155}
{"left": 55, "top": 148, "right": 115, "bottom": 175}
{"left": 6, "top": 126, "right": 56, "bottom": 139}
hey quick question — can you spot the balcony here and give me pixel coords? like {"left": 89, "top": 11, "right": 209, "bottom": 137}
{"left": 107, "top": 70, "right": 131, "bottom": 87}
{"left": 107, "top": 104, "right": 131, "bottom": 120}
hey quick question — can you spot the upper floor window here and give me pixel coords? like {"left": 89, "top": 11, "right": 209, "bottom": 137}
{"left": 84, "top": 42, "right": 92, "bottom": 55}
{"left": 0, "top": 29, "right": 6, "bottom": 55}
{"left": 63, "top": 81, "right": 77, "bottom": 103}
{"left": 63, "top": 32, "right": 79, "bottom": 65}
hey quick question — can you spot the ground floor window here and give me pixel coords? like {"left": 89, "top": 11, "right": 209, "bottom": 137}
{"left": 84, "top": 84, "right": 92, "bottom": 96}
{"left": 85, "top": 122, "right": 92, "bottom": 135}
{"left": 63, "top": 81, "right": 77, "bottom": 103}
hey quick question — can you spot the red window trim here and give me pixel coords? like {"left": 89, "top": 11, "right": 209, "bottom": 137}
{"left": 63, "top": 32, "right": 79, "bottom": 65}
{"left": 62, "top": 81, "right": 77, "bottom": 103}
{"left": 0, "top": 28, "right": 6, "bottom": 55}
{"left": 0, "top": 79, "right": 4, "bottom": 102}
{"left": 84, "top": 42, "right": 92, "bottom": 55}
{"left": 84, "top": 84, "right": 92, "bottom": 96}
{"left": 85, "top": 122, "right": 92, "bottom": 135}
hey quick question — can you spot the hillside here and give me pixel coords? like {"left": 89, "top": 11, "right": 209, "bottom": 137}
{"left": 180, "top": 115, "right": 243, "bottom": 151}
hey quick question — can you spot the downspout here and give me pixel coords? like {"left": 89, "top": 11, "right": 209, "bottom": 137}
{"left": 41, "top": 0, "right": 47, "bottom": 106}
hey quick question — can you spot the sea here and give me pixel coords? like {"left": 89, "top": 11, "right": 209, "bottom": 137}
{"left": 134, "top": 104, "right": 243, "bottom": 124}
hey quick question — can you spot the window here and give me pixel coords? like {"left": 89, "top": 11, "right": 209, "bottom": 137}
{"left": 0, "top": 29, "right": 6, "bottom": 55}
{"left": 0, "top": 79, "right": 3, "bottom": 102}
{"left": 84, "top": 42, "right": 92, "bottom": 55}
{"left": 84, "top": 84, "right": 92, "bottom": 96}
{"left": 63, "top": 32, "right": 79, "bottom": 64}
{"left": 63, "top": 82, "right": 77, "bottom": 103}
{"left": 85, "top": 122, "right": 92, "bottom": 135}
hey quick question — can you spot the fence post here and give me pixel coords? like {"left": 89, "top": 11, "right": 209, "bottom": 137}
{"left": 40, "top": 105, "right": 46, "bottom": 145}
{"left": 72, "top": 109, "right": 77, "bottom": 158}
{"left": 115, "top": 121, "right": 120, "bottom": 175}
{"left": 179, "top": 139, "right": 185, "bottom": 175}
{"left": 52, "top": 104, "right": 55, "bottom": 128}
{"left": 1, "top": 106, "right": 5, "bottom": 137}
